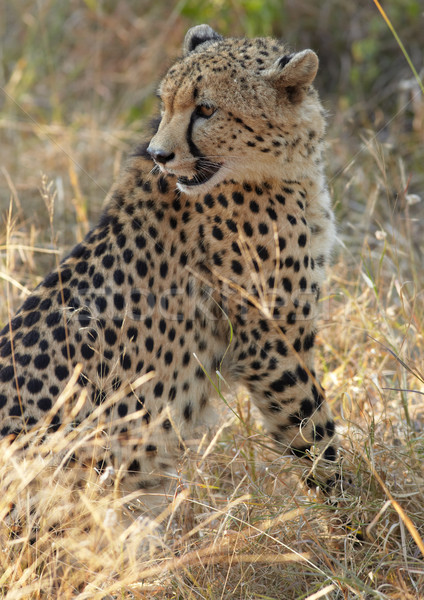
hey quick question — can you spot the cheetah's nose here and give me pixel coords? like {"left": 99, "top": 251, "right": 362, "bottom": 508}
{"left": 147, "top": 146, "right": 175, "bottom": 165}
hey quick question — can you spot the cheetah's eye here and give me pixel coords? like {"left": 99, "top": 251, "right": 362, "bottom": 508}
{"left": 194, "top": 104, "right": 216, "bottom": 119}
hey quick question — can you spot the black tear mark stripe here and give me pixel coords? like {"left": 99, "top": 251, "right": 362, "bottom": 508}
{"left": 186, "top": 111, "right": 202, "bottom": 158}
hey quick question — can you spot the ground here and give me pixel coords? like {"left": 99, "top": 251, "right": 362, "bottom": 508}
{"left": 0, "top": 2, "right": 423, "bottom": 599}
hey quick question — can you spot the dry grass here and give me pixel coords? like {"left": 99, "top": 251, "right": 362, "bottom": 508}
{"left": 1, "top": 2, "right": 424, "bottom": 598}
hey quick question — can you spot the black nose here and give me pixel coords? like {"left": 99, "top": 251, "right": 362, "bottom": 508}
{"left": 147, "top": 147, "right": 175, "bottom": 165}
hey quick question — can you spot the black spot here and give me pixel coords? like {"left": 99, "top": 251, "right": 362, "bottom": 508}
{"left": 9, "top": 404, "right": 23, "bottom": 417}
{"left": 243, "top": 222, "right": 253, "bottom": 237}
{"left": 51, "top": 327, "right": 65, "bottom": 342}
{"left": 22, "top": 295, "right": 41, "bottom": 311}
{"left": 326, "top": 420, "right": 335, "bottom": 438}
{"left": 43, "top": 272, "right": 59, "bottom": 288}
{"left": 102, "top": 255, "right": 115, "bottom": 269}
{"left": 127, "top": 327, "right": 138, "bottom": 341}
{"left": 128, "top": 459, "right": 141, "bottom": 474}
{"left": 153, "top": 382, "right": 163, "bottom": 397}
{"left": 256, "top": 245, "right": 269, "bottom": 260}
{"left": 232, "top": 191, "right": 244, "bottom": 205}
{"left": 95, "top": 296, "right": 107, "bottom": 313}
{"left": 120, "top": 354, "right": 131, "bottom": 370}
{"left": 159, "top": 262, "right": 168, "bottom": 278}
{"left": 270, "top": 370, "right": 297, "bottom": 393}
{"left": 0, "top": 365, "right": 15, "bottom": 383}
{"left": 314, "top": 425, "right": 325, "bottom": 441}
{"left": 113, "top": 269, "right": 125, "bottom": 285}
{"left": 312, "top": 385, "right": 324, "bottom": 410}
{"left": 204, "top": 194, "right": 214, "bottom": 208}
{"left": 62, "top": 343, "right": 75, "bottom": 359}
{"left": 78, "top": 309, "right": 91, "bottom": 328}
{"left": 162, "top": 419, "right": 172, "bottom": 431}
{"left": 212, "top": 226, "right": 223, "bottom": 241}
{"left": 97, "top": 362, "right": 110, "bottom": 378}
{"left": 94, "top": 242, "right": 107, "bottom": 257}
{"left": 282, "top": 278, "right": 292, "bottom": 293}
{"left": 34, "top": 354, "right": 50, "bottom": 370}
{"left": 287, "top": 312, "right": 296, "bottom": 325}
{"left": 276, "top": 340, "right": 287, "bottom": 356}
{"left": 298, "top": 234, "right": 307, "bottom": 247}
{"left": 266, "top": 207, "right": 277, "bottom": 220}
{"left": 231, "top": 260, "right": 243, "bottom": 275}
{"left": 231, "top": 241, "right": 241, "bottom": 255}
{"left": 213, "top": 252, "right": 223, "bottom": 266}
{"left": 75, "top": 261, "right": 88, "bottom": 275}
{"left": 195, "top": 366, "right": 206, "bottom": 379}
{"left": 104, "top": 329, "right": 117, "bottom": 346}
{"left": 118, "top": 403, "right": 128, "bottom": 417}
{"left": 258, "top": 222, "right": 269, "bottom": 235}
{"left": 287, "top": 214, "right": 297, "bottom": 226}
{"left": 0, "top": 341, "right": 12, "bottom": 358}
{"left": 249, "top": 200, "right": 259, "bottom": 213}
{"left": 226, "top": 218, "right": 237, "bottom": 232}
{"left": 145, "top": 337, "right": 154, "bottom": 352}
{"left": 27, "top": 378, "right": 43, "bottom": 394}
{"left": 37, "top": 397, "right": 52, "bottom": 411}
{"left": 303, "top": 332, "right": 315, "bottom": 351}
{"left": 279, "top": 237, "right": 286, "bottom": 251}
{"left": 114, "top": 294, "right": 125, "bottom": 311}
{"left": 131, "top": 218, "right": 142, "bottom": 231}
{"left": 116, "top": 233, "right": 126, "bottom": 249}
{"left": 46, "top": 309, "right": 64, "bottom": 327}
{"left": 93, "top": 389, "right": 107, "bottom": 405}
{"left": 92, "top": 273, "right": 104, "bottom": 288}
{"left": 22, "top": 330, "right": 40, "bottom": 347}
{"left": 135, "top": 235, "right": 147, "bottom": 249}
{"left": 164, "top": 351, "right": 173, "bottom": 365}
{"left": 296, "top": 365, "right": 309, "bottom": 383}
{"left": 9, "top": 316, "right": 23, "bottom": 331}
{"left": 183, "top": 403, "right": 192, "bottom": 421}
{"left": 17, "top": 354, "right": 31, "bottom": 366}
{"left": 136, "top": 260, "right": 148, "bottom": 278}
{"left": 324, "top": 446, "right": 337, "bottom": 461}
{"left": 218, "top": 193, "right": 228, "bottom": 207}
{"left": 55, "top": 365, "right": 69, "bottom": 381}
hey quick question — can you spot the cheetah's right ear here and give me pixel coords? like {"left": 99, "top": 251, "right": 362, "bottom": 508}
{"left": 183, "top": 24, "right": 222, "bottom": 56}
{"left": 264, "top": 49, "right": 319, "bottom": 102}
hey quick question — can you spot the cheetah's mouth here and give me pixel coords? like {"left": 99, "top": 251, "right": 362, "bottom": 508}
{"left": 178, "top": 159, "right": 222, "bottom": 188}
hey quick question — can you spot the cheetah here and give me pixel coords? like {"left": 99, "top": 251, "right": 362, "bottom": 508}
{"left": 0, "top": 25, "right": 337, "bottom": 503}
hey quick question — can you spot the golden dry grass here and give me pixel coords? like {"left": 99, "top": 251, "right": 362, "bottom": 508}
{"left": 1, "top": 2, "right": 424, "bottom": 598}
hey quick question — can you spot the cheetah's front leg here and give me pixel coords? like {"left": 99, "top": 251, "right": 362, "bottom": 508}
{"left": 226, "top": 314, "right": 338, "bottom": 475}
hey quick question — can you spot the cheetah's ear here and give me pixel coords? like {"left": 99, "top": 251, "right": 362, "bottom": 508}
{"left": 183, "top": 24, "right": 222, "bottom": 56}
{"left": 265, "top": 50, "right": 319, "bottom": 101}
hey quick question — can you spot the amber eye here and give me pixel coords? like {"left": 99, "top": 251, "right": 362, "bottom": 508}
{"left": 195, "top": 104, "right": 216, "bottom": 119}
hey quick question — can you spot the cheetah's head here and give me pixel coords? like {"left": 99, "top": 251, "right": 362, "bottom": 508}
{"left": 147, "top": 25, "right": 324, "bottom": 195}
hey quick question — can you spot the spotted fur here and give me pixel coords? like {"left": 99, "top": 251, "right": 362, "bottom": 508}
{"left": 0, "top": 25, "right": 337, "bottom": 498}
